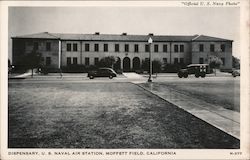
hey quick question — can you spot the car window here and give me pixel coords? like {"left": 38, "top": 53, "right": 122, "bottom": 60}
{"left": 99, "top": 69, "right": 108, "bottom": 73}
{"left": 98, "top": 69, "right": 104, "bottom": 73}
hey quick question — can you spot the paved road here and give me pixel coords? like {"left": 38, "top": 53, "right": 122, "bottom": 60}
{"left": 8, "top": 72, "right": 239, "bottom": 83}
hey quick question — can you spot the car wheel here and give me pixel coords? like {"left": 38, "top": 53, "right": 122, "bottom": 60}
{"left": 109, "top": 75, "right": 113, "bottom": 79}
{"left": 195, "top": 73, "right": 200, "bottom": 78}
{"left": 201, "top": 72, "right": 206, "bottom": 78}
{"left": 183, "top": 73, "right": 188, "bottom": 78}
{"left": 178, "top": 73, "right": 183, "bottom": 78}
{"left": 89, "top": 75, "right": 94, "bottom": 79}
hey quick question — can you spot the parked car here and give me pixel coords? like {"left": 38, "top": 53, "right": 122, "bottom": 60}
{"left": 87, "top": 68, "right": 117, "bottom": 79}
{"left": 232, "top": 69, "right": 240, "bottom": 77}
{"left": 178, "top": 64, "right": 209, "bottom": 78}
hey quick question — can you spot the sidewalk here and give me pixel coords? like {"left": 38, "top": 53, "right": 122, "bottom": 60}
{"left": 9, "top": 73, "right": 126, "bottom": 80}
{"left": 137, "top": 82, "right": 240, "bottom": 139}
{"left": 141, "top": 71, "right": 232, "bottom": 78}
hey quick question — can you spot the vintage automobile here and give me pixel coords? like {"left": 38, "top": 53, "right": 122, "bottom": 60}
{"left": 178, "top": 64, "right": 209, "bottom": 78}
{"left": 232, "top": 69, "right": 240, "bottom": 77}
{"left": 87, "top": 68, "right": 117, "bottom": 79}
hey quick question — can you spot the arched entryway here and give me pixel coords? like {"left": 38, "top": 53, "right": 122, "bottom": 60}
{"left": 123, "top": 57, "right": 131, "bottom": 72}
{"left": 133, "top": 57, "right": 140, "bottom": 70}
{"left": 114, "top": 57, "right": 121, "bottom": 70}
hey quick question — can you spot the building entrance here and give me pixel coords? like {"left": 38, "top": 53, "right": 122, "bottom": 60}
{"left": 123, "top": 57, "right": 131, "bottom": 71}
{"left": 133, "top": 57, "right": 140, "bottom": 70}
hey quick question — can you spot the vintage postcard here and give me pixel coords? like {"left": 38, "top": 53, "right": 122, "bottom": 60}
{"left": 0, "top": 0, "right": 249, "bottom": 160}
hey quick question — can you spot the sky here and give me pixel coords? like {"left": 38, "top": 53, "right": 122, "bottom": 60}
{"left": 8, "top": 7, "right": 240, "bottom": 60}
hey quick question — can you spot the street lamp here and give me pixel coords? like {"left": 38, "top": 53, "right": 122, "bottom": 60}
{"left": 148, "top": 37, "right": 153, "bottom": 82}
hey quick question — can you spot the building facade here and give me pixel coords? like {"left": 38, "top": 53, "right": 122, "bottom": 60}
{"left": 12, "top": 32, "right": 233, "bottom": 71}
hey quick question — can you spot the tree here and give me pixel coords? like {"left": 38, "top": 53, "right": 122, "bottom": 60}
{"left": 232, "top": 56, "right": 240, "bottom": 69}
{"left": 152, "top": 60, "right": 162, "bottom": 73}
{"left": 8, "top": 59, "right": 12, "bottom": 74}
{"left": 8, "top": 59, "right": 11, "bottom": 67}
{"left": 141, "top": 59, "right": 162, "bottom": 73}
{"left": 24, "top": 51, "right": 43, "bottom": 77}
{"left": 98, "top": 56, "right": 116, "bottom": 68}
{"left": 209, "top": 55, "right": 223, "bottom": 76}
{"left": 141, "top": 59, "right": 149, "bottom": 72}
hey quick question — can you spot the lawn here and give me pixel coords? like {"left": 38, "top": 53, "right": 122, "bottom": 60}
{"left": 149, "top": 79, "right": 240, "bottom": 112}
{"left": 8, "top": 82, "right": 239, "bottom": 148}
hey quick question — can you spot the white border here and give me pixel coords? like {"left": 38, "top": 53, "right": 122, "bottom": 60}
{"left": 1, "top": 1, "right": 249, "bottom": 160}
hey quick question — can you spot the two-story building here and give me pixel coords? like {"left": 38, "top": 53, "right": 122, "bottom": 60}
{"left": 12, "top": 32, "right": 233, "bottom": 72}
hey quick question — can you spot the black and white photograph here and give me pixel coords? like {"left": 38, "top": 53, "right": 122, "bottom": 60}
{"left": 1, "top": 0, "right": 250, "bottom": 160}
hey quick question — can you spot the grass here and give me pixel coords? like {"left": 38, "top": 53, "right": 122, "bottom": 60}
{"left": 8, "top": 82, "right": 239, "bottom": 148}
{"left": 149, "top": 79, "right": 240, "bottom": 112}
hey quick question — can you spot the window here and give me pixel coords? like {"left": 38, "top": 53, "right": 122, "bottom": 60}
{"left": 221, "top": 58, "right": 225, "bottom": 65}
{"left": 115, "top": 44, "right": 119, "bottom": 52}
{"left": 73, "top": 57, "right": 77, "bottom": 65}
{"left": 46, "top": 57, "right": 51, "bottom": 66}
{"left": 154, "top": 44, "right": 158, "bottom": 52}
{"left": 67, "top": 57, "right": 71, "bottom": 66}
{"left": 199, "top": 44, "right": 204, "bottom": 52}
{"left": 85, "top": 57, "right": 89, "bottom": 66}
{"left": 163, "top": 58, "right": 167, "bottom": 64}
{"left": 67, "top": 43, "right": 71, "bottom": 51}
{"left": 134, "top": 44, "right": 139, "bottom": 52}
{"left": 174, "top": 45, "right": 179, "bottom": 52}
{"left": 125, "top": 44, "right": 129, "bottom": 52}
{"left": 104, "top": 44, "right": 108, "bottom": 52}
{"left": 94, "top": 57, "right": 99, "bottom": 65}
{"left": 145, "top": 44, "right": 149, "bottom": 52}
{"left": 174, "top": 58, "right": 178, "bottom": 64}
{"left": 34, "top": 42, "right": 38, "bottom": 50}
{"left": 180, "top": 45, "right": 184, "bottom": 52}
{"left": 94, "top": 44, "right": 99, "bottom": 52}
{"left": 199, "top": 58, "right": 204, "bottom": 64}
{"left": 210, "top": 44, "right": 215, "bottom": 52}
{"left": 46, "top": 42, "right": 51, "bottom": 51}
{"left": 163, "top": 44, "right": 168, "bottom": 52}
{"left": 180, "top": 58, "right": 184, "bottom": 64}
{"left": 221, "top": 44, "right": 225, "bottom": 52}
{"left": 85, "top": 44, "right": 89, "bottom": 52}
{"left": 73, "top": 43, "right": 78, "bottom": 51}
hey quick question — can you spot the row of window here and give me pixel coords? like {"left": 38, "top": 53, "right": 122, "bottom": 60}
{"left": 48, "top": 56, "right": 226, "bottom": 66}
{"left": 66, "top": 57, "right": 186, "bottom": 66}
{"left": 199, "top": 44, "right": 226, "bottom": 52}
{"left": 33, "top": 42, "right": 52, "bottom": 51}
{"left": 198, "top": 57, "right": 225, "bottom": 65}
{"left": 66, "top": 43, "right": 185, "bottom": 53}
{"left": 33, "top": 42, "right": 226, "bottom": 53}
{"left": 163, "top": 57, "right": 185, "bottom": 64}
{"left": 66, "top": 57, "right": 99, "bottom": 66}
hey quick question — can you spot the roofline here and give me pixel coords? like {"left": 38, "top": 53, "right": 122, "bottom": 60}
{"left": 11, "top": 37, "right": 60, "bottom": 40}
{"left": 191, "top": 35, "right": 201, "bottom": 41}
{"left": 192, "top": 40, "right": 233, "bottom": 42}
{"left": 11, "top": 37, "right": 193, "bottom": 42}
{"left": 11, "top": 33, "right": 233, "bottom": 42}
{"left": 59, "top": 39, "right": 193, "bottom": 42}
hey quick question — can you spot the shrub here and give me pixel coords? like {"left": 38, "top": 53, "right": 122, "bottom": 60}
{"left": 163, "top": 64, "right": 182, "bottom": 73}
{"left": 61, "top": 65, "right": 86, "bottom": 73}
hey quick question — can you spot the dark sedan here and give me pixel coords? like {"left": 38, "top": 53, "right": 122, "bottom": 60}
{"left": 87, "top": 68, "right": 117, "bottom": 79}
